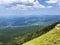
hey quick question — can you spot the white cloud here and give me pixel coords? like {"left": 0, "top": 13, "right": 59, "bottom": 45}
{"left": 4, "top": 0, "right": 46, "bottom": 9}
{"left": 46, "top": 6, "right": 52, "bottom": 8}
{"left": 58, "top": 1, "right": 60, "bottom": 5}
{"left": 45, "top": 0, "right": 60, "bottom": 8}
{"left": 0, "top": 0, "right": 53, "bottom": 9}
{"left": 10, "top": 4, "right": 33, "bottom": 10}
{"left": 45, "top": 0, "right": 58, "bottom": 4}
{"left": 0, "top": 0, "right": 18, "bottom": 4}
{"left": 33, "top": 0, "right": 45, "bottom": 8}
{"left": 0, "top": 0, "right": 35, "bottom": 4}
{"left": 21, "top": 0, "right": 34, "bottom": 3}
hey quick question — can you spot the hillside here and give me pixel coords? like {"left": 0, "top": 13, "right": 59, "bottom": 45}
{"left": 0, "top": 25, "right": 42, "bottom": 43}
{"left": 23, "top": 23, "right": 60, "bottom": 45}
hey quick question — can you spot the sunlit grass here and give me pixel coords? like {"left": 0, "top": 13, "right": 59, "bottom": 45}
{"left": 23, "top": 24, "right": 60, "bottom": 45}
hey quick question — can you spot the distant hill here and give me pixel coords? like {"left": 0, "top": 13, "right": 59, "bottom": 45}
{"left": 23, "top": 23, "right": 60, "bottom": 45}
{"left": 0, "top": 15, "right": 60, "bottom": 27}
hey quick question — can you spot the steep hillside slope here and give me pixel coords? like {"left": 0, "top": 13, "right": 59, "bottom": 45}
{"left": 23, "top": 24, "right": 60, "bottom": 45}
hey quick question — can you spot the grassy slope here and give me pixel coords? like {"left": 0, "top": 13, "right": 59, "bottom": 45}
{"left": 23, "top": 24, "right": 60, "bottom": 45}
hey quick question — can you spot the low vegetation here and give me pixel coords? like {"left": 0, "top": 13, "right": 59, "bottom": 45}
{"left": 5, "top": 22, "right": 60, "bottom": 45}
{"left": 23, "top": 22, "right": 60, "bottom": 45}
{"left": 0, "top": 25, "right": 43, "bottom": 45}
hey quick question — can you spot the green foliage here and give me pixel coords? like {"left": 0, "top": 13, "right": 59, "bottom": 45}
{"left": 20, "top": 22, "right": 60, "bottom": 45}
{"left": 23, "top": 23, "right": 60, "bottom": 45}
{"left": 0, "top": 25, "right": 42, "bottom": 44}
{"left": 0, "top": 22, "right": 60, "bottom": 45}
{"left": 7, "top": 22, "right": 60, "bottom": 45}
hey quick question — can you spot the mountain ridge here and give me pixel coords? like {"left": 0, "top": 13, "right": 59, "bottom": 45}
{"left": 23, "top": 23, "right": 60, "bottom": 45}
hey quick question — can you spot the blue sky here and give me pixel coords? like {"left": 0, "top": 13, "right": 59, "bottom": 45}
{"left": 0, "top": 0, "right": 60, "bottom": 17}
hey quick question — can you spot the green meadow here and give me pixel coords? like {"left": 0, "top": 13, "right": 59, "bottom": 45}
{"left": 23, "top": 24, "right": 60, "bottom": 45}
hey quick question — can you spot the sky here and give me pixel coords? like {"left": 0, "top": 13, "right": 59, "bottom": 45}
{"left": 0, "top": 0, "right": 60, "bottom": 17}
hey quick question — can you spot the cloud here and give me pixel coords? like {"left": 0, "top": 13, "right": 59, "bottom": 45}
{"left": 45, "top": 0, "right": 60, "bottom": 5}
{"left": 4, "top": 0, "right": 47, "bottom": 9}
{"left": 0, "top": 0, "right": 35, "bottom": 5}
{"left": 33, "top": 0, "right": 45, "bottom": 8}
{"left": 45, "top": 0, "right": 58, "bottom": 4}
{"left": 45, "top": 0, "right": 60, "bottom": 8}
{"left": 7, "top": 0, "right": 46, "bottom": 10}
{"left": 0, "top": 0, "right": 53, "bottom": 9}
{"left": 46, "top": 6, "right": 52, "bottom": 8}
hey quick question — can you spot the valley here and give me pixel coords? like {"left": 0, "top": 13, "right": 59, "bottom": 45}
{"left": 0, "top": 15, "right": 60, "bottom": 45}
